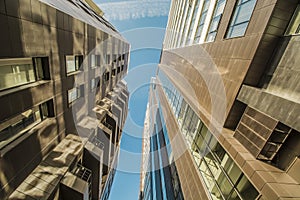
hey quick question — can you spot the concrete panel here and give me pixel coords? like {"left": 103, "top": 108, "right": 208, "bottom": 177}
{"left": 31, "top": 22, "right": 45, "bottom": 55}
{"left": 56, "top": 10, "right": 64, "bottom": 30}
{"left": 0, "top": 14, "right": 12, "bottom": 57}
{"left": 19, "top": 0, "right": 32, "bottom": 21}
{"left": 5, "top": 0, "right": 19, "bottom": 18}
{"left": 7, "top": 16, "right": 23, "bottom": 57}
{"left": 288, "top": 158, "right": 300, "bottom": 183}
{"left": 31, "top": 0, "right": 42, "bottom": 24}
{"left": 0, "top": 0, "right": 5, "bottom": 15}
{"left": 40, "top": 2, "right": 56, "bottom": 27}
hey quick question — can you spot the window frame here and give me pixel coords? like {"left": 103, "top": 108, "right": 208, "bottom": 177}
{"left": 225, "top": 0, "right": 257, "bottom": 39}
{"left": 66, "top": 55, "right": 83, "bottom": 75}
{"left": 90, "top": 54, "right": 100, "bottom": 68}
{"left": 68, "top": 85, "right": 84, "bottom": 105}
{"left": 186, "top": 0, "right": 201, "bottom": 45}
{"left": 205, "top": 0, "right": 226, "bottom": 42}
{"left": 0, "top": 57, "right": 50, "bottom": 91}
{"left": 194, "top": 0, "right": 211, "bottom": 43}
{"left": 90, "top": 77, "right": 100, "bottom": 92}
{"left": 0, "top": 99, "right": 54, "bottom": 149}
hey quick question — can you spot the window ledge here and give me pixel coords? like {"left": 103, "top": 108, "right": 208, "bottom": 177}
{"left": 0, "top": 118, "right": 54, "bottom": 157}
{"left": 68, "top": 96, "right": 84, "bottom": 108}
{"left": 67, "top": 70, "right": 83, "bottom": 77}
{"left": 223, "top": 35, "right": 245, "bottom": 41}
{"left": 0, "top": 80, "right": 51, "bottom": 98}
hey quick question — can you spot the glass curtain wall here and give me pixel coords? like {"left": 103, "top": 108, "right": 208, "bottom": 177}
{"left": 156, "top": 70, "right": 259, "bottom": 200}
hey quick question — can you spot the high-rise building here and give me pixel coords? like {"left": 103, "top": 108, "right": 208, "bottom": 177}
{"left": 140, "top": 0, "right": 300, "bottom": 199}
{"left": 139, "top": 79, "right": 184, "bottom": 200}
{"left": 0, "top": 0, "right": 129, "bottom": 199}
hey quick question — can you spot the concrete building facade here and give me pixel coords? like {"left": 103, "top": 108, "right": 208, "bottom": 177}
{"left": 0, "top": 0, "right": 129, "bottom": 199}
{"left": 140, "top": 0, "right": 300, "bottom": 199}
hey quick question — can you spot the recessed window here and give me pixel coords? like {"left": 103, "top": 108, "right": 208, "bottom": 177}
{"left": 106, "top": 55, "right": 110, "bottom": 64}
{"left": 0, "top": 57, "right": 50, "bottom": 91}
{"left": 186, "top": 0, "right": 201, "bottom": 45}
{"left": 103, "top": 72, "right": 110, "bottom": 81}
{"left": 113, "top": 54, "right": 117, "bottom": 63}
{"left": 180, "top": 2, "right": 193, "bottom": 46}
{"left": 206, "top": 0, "right": 226, "bottom": 42}
{"left": 194, "top": 0, "right": 211, "bottom": 43}
{"left": 66, "top": 55, "right": 83, "bottom": 74}
{"left": 90, "top": 77, "right": 100, "bottom": 91}
{"left": 0, "top": 99, "right": 54, "bottom": 148}
{"left": 40, "top": 99, "right": 55, "bottom": 119}
{"left": 258, "top": 122, "right": 300, "bottom": 170}
{"left": 68, "top": 85, "right": 84, "bottom": 105}
{"left": 34, "top": 57, "right": 51, "bottom": 80}
{"left": 226, "top": 0, "right": 257, "bottom": 38}
{"left": 90, "top": 54, "right": 100, "bottom": 68}
{"left": 285, "top": 5, "right": 300, "bottom": 35}
{"left": 112, "top": 69, "right": 116, "bottom": 76}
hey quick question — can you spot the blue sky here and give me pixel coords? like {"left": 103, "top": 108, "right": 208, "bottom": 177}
{"left": 95, "top": 0, "right": 171, "bottom": 199}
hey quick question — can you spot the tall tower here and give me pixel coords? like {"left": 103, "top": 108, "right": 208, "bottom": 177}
{"left": 140, "top": 0, "right": 300, "bottom": 199}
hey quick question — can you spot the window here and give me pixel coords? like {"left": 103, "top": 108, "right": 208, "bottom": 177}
{"left": 226, "top": 0, "right": 257, "bottom": 38}
{"left": 157, "top": 69, "right": 259, "bottom": 200}
{"left": 113, "top": 54, "right": 117, "bottom": 63}
{"left": 66, "top": 55, "right": 83, "bottom": 74}
{"left": 174, "top": 1, "right": 189, "bottom": 47}
{"left": 117, "top": 67, "right": 121, "bottom": 74}
{"left": 106, "top": 54, "right": 111, "bottom": 64}
{"left": 180, "top": 2, "right": 193, "bottom": 46}
{"left": 258, "top": 122, "right": 300, "bottom": 170}
{"left": 285, "top": 5, "right": 300, "bottom": 35}
{"left": 178, "top": 100, "right": 187, "bottom": 127}
{"left": 206, "top": 0, "right": 226, "bottom": 42}
{"left": 112, "top": 69, "right": 116, "bottom": 76}
{"left": 194, "top": 0, "right": 211, "bottom": 43}
{"left": 103, "top": 72, "right": 110, "bottom": 81}
{"left": 68, "top": 85, "right": 84, "bottom": 105}
{"left": 90, "top": 77, "right": 100, "bottom": 91}
{"left": 186, "top": 0, "right": 201, "bottom": 45}
{"left": 34, "top": 57, "right": 51, "bottom": 80}
{"left": 236, "top": 175, "right": 259, "bottom": 199}
{"left": 0, "top": 99, "right": 54, "bottom": 148}
{"left": 90, "top": 54, "right": 100, "bottom": 68}
{"left": 0, "top": 57, "right": 50, "bottom": 91}
{"left": 40, "top": 99, "right": 55, "bottom": 119}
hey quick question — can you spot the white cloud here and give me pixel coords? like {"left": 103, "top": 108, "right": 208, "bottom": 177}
{"left": 98, "top": 0, "right": 170, "bottom": 21}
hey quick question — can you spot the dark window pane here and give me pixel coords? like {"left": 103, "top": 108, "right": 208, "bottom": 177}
{"left": 236, "top": 175, "right": 259, "bottom": 199}
{"left": 211, "top": 143, "right": 226, "bottom": 164}
{"left": 216, "top": 171, "right": 233, "bottom": 199}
